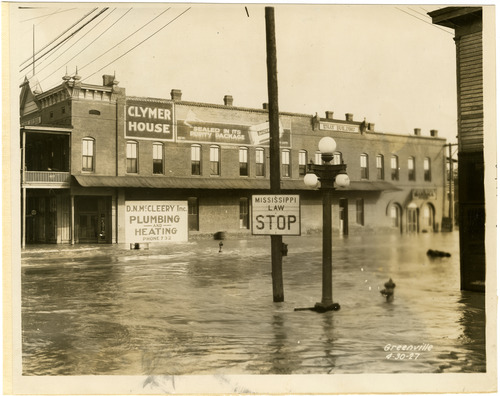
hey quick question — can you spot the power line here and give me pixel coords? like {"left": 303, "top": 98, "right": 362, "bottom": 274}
{"left": 78, "top": 8, "right": 172, "bottom": 74}
{"left": 36, "top": 8, "right": 132, "bottom": 86}
{"left": 84, "top": 7, "right": 191, "bottom": 81}
{"left": 395, "top": 6, "right": 454, "bottom": 36}
{"left": 33, "top": 8, "right": 123, "bottom": 83}
{"left": 20, "top": 8, "right": 77, "bottom": 23}
{"left": 19, "top": 7, "right": 98, "bottom": 67}
{"left": 20, "top": 8, "right": 110, "bottom": 74}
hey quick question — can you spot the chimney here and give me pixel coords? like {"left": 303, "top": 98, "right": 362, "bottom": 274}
{"left": 263, "top": 103, "right": 269, "bottom": 110}
{"left": 224, "top": 95, "right": 233, "bottom": 106}
{"left": 414, "top": 128, "right": 421, "bottom": 136}
{"left": 170, "top": 89, "right": 182, "bottom": 101}
{"left": 345, "top": 113, "right": 353, "bottom": 122}
{"left": 102, "top": 75, "right": 115, "bottom": 87}
{"left": 368, "top": 123, "right": 375, "bottom": 131}
{"left": 325, "top": 111, "right": 334, "bottom": 119}
{"left": 430, "top": 129, "right": 438, "bottom": 137}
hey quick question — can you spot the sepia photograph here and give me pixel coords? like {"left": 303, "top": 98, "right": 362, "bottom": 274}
{"left": 2, "top": 1, "right": 497, "bottom": 394}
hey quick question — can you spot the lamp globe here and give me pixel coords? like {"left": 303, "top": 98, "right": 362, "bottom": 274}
{"left": 318, "top": 136, "right": 337, "bottom": 154}
{"left": 304, "top": 173, "right": 319, "bottom": 187}
{"left": 335, "top": 172, "right": 350, "bottom": 187}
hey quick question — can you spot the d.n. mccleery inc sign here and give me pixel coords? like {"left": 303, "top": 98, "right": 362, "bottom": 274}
{"left": 125, "top": 201, "right": 188, "bottom": 244}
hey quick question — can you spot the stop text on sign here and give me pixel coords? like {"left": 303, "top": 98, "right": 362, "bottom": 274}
{"left": 251, "top": 194, "right": 301, "bottom": 235}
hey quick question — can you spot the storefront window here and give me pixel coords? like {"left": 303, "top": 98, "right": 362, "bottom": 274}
{"left": 240, "top": 197, "right": 249, "bottom": 229}
{"left": 333, "top": 152, "right": 342, "bottom": 165}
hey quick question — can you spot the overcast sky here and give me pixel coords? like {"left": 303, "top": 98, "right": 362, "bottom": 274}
{"left": 10, "top": 2, "right": 465, "bottom": 142}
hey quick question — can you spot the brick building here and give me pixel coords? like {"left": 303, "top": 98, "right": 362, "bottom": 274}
{"left": 20, "top": 73, "right": 447, "bottom": 245}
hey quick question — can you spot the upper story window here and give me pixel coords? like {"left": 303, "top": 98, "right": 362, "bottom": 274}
{"left": 299, "top": 150, "right": 307, "bottom": 176}
{"left": 153, "top": 142, "right": 163, "bottom": 174}
{"left": 191, "top": 144, "right": 201, "bottom": 175}
{"left": 408, "top": 156, "right": 416, "bottom": 181}
{"left": 314, "top": 151, "right": 322, "bottom": 165}
{"left": 376, "top": 154, "right": 384, "bottom": 180}
{"left": 82, "top": 137, "right": 94, "bottom": 172}
{"left": 424, "top": 157, "right": 431, "bottom": 181}
{"left": 333, "top": 152, "right": 342, "bottom": 165}
{"left": 126, "top": 141, "right": 138, "bottom": 173}
{"left": 281, "top": 149, "right": 291, "bottom": 178}
{"left": 210, "top": 145, "right": 220, "bottom": 176}
{"left": 239, "top": 147, "right": 249, "bottom": 176}
{"left": 360, "top": 153, "right": 369, "bottom": 179}
{"left": 255, "top": 148, "right": 265, "bottom": 177}
{"left": 391, "top": 155, "right": 399, "bottom": 181}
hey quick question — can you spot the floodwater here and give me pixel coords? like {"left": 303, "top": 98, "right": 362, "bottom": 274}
{"left": 21, "top": 231, "right": 486, "bottom": 375}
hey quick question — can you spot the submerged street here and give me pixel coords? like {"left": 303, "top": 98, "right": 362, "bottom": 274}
{"left": 21, "top": 231, "right": 485, "bottom": 375}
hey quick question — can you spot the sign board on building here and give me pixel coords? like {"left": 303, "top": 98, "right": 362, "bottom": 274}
{"left": 125, "top": 99, "right": 174, "bottom": 141}
{"left": 251, "top": 195, "right": 300, "bottom": 235}
{"left": 412, "top": 189, "right": 437, "bottom": 200}
{"left": 320, "top": 122, "right": 360, "bottom": 133}
{"left": 176, "top": 108, "right": 291, "bottom": 147}
{"left": 125, "top": 201, "right": 188, "bottom": 244}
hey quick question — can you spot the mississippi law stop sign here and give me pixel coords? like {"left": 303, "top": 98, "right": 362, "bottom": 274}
{"left": 251, "top": 195, "right": 301, "bottom": 235}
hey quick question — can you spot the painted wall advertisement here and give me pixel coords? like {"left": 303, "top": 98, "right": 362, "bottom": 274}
{"left": 176, "top": 109, "right": 291, "bottom": 147}
{"left": 125, "top": 201, "right": 188, "bottom": 244}
{"left": 125, "top": 99, "right": 174, "bottom": 141}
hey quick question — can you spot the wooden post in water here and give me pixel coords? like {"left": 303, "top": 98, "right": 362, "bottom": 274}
{"left": 265, "top": 7, "right": 284, "bottom": 302}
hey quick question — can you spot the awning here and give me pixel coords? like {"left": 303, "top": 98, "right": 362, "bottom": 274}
{"left": 73, "top": 175, "right": 400, "bottom": 192}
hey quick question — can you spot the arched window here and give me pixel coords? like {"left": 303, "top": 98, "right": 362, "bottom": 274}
{"left": 298, "top": 150, "right": 307, "bottom": 176}
{"left": 82, "top": 137, "right": 95, "bottom": 172}
{"left": 210, "top": 145, "right": 220, "bottom": 175}
{"left": 255, "top": 148, "right": 265, "bottom": 177}
{"left": 360, "top": 153, "right": 369, "bottom": 179}
{"left": 408, "top": 156, "right": 416, "bottom": 181}
{"left": 424, "top": 157, "right": 431, "bottom": 181}
{"left": 153, "top": 142, "right": 163, "bottom": 174}
{"left": 391, "top": 155, "right": 399, "bottom": 181}
{"left": 314, "top": 151, "right": 322, "bottom": 165}
{"left": 191, "top": 144, "right": 201, "bottom": 175}
{"left": 390, "top": 203, "right": 401, "bottom": 228}
{"left": 281, "top": 149, "right": 291, "bottom": 178}
{"left": 126, "top": 141, "right": 138, "bottom": 173}
{"left": 376, "top": 154, "right": 384, "bottom": 180}
{"left": 239, "top": 147, "right": 249, "bottom": 176}
{"left": 333, "top": 151, "right": 342, "bottom": 165}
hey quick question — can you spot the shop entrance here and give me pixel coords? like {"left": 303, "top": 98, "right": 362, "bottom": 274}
{"left": 75, "top": 196, "right": 110, "bottom": 243}
{"left": 407, "top": 204, "right": 419, "bottom": 233}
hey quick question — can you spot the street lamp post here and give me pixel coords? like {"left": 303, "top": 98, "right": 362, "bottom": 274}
{"left": 304, "top": 137, "right": 350, "bottom": 312}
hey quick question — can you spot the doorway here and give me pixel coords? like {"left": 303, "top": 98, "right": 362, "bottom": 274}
{"left": 407, "top": 204, "right": 419, "bottom": 233}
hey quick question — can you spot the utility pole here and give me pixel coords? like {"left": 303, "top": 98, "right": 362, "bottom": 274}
{"left": 265, "top": 7, "right": 284, "bottom": 302}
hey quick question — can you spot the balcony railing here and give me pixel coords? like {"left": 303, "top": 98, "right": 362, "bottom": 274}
{"left": 23, "top": 171, "right": 71, "bottom": 186}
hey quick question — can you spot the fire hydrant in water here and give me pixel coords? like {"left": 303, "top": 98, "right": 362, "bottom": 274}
{"left": 218, "top": 241, "right": 223, "bottom": 253}
{"left": 380, "top": 278, "right": 396, "bottom": 302}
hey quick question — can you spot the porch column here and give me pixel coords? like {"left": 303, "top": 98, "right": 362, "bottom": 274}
{"left": 22, "top": 188, "right": 26, "bottom": 248}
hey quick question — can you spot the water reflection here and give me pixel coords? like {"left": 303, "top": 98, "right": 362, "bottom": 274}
{"left": 21, "top": 232, "right": 486, "bottom": 375}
